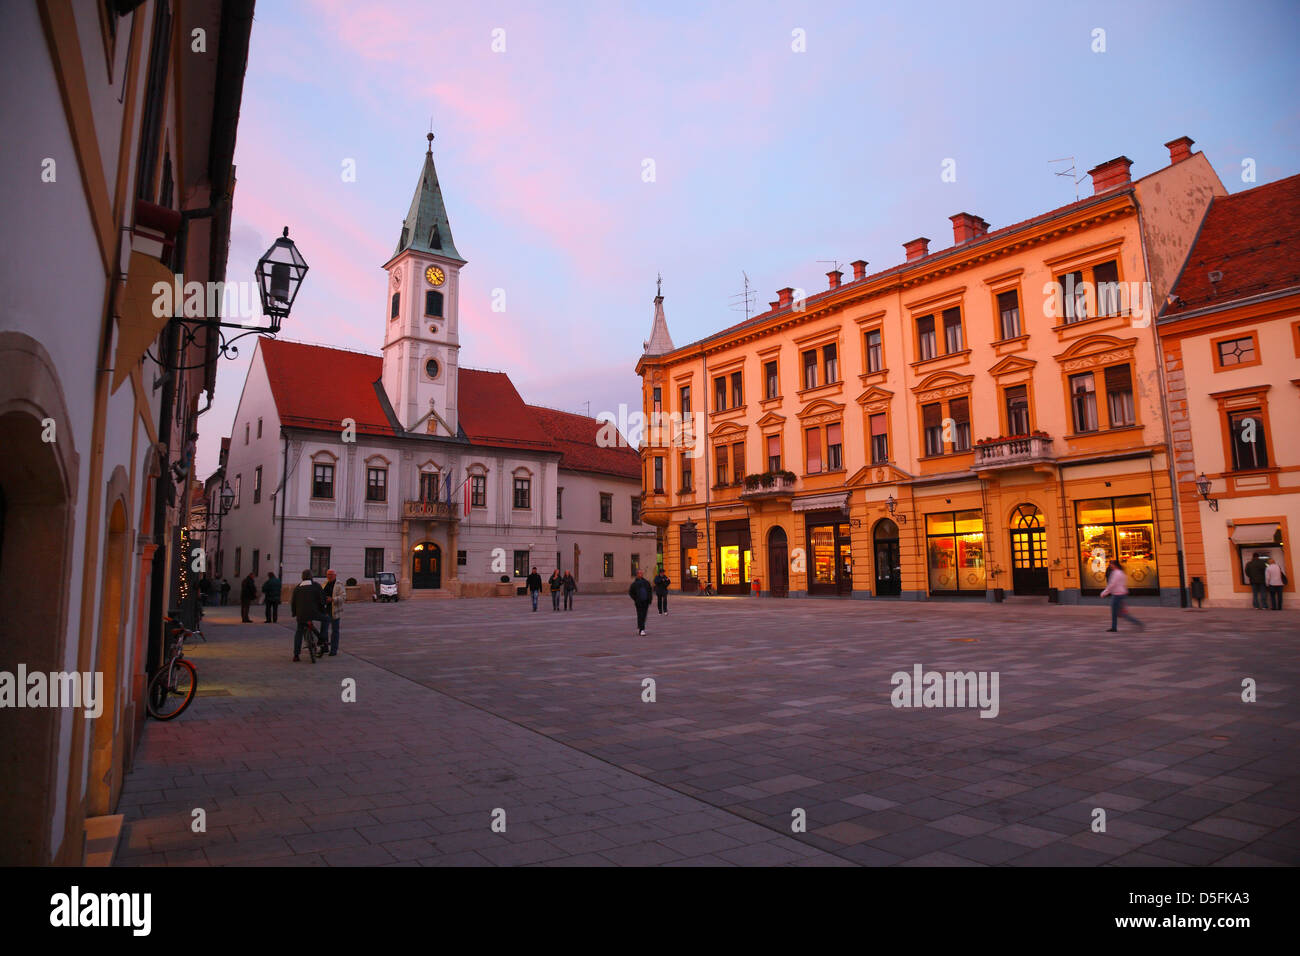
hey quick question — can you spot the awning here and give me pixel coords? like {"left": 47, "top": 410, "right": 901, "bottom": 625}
{"left": 1230, "top": 523, "right": 1281, "bottom": 546}
{"left": 792, "top": 492, "right": 850, "bottom": 513}
{"left": 113, "top": 250, "right": 176, "bottom": 391}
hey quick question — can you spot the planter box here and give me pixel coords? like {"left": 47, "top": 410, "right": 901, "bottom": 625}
{"left": 494, "top": 582, "right": 514, "bottom": 598}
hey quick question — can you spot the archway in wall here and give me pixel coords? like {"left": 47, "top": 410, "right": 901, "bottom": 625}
{"left": 767, "top": 526, "right": 789, "bottom": 597}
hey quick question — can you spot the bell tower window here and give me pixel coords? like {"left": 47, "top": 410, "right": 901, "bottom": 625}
{"left": 425, "top": 290, "right": 443, "bottom": 317}
{"left": 390, "top": 292, "right": 400, "bottom": 319}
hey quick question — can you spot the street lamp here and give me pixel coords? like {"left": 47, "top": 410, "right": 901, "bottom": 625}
{"left": 219, "top": 480, "right": 235, "bottom": 516}
{"left": 256, "top": 227, "right": 309, "bottom": 334}
{"left": 886, "top": 494, "right": 896, "bottom": 515}
{"left": 1195, "top": 473, "right": 1219, "bottom": 512}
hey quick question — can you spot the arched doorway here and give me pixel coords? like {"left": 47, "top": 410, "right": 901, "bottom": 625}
{"left": 1009, "top": 504, "right": 1048, "bottom": 595}
{"left": 873, "top": 519, "right": 901, "bottom": 596}
{"left": 412, "top": 541, "right": 441, "bottom": 589}
{"left": 767, "top": 526, "right": 789, "bottom": 597}
{"left": 89, "top": 498, "right": 128, "bottom": 816}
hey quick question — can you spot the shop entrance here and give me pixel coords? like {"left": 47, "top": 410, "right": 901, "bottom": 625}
{"left": 412, "top": 541, "right": 441, "bottom": 589}
{"left": 1009, "top": 504, "right": 1048, "bottom": 595}
{"left": 767, "top": 526, "right": 789, "bottom": 597}
{"left": 873, "top": 519, "right": 901, "bottom": 596}
{"left": 716, "top": 520, "right": 752, "bottom": 595}
{"left": 806, "top": 511, "right": 852, "bottom": 595}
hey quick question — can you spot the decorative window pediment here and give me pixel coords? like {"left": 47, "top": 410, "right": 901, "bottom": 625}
{"left": 987, "top": 355, "right": 1037, "bottom": 379}
{"left": 796, "top": 398, "right": 845, "bottom": 420}
{"left": 911, "top": 371, "right": 974, "bottom": 401}
{"left": 1054, "top": 333, "right": 1137, "bottom": 370}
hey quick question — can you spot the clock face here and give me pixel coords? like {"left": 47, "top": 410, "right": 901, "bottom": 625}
{"left": 425, "top": 265, "right": 445, "bottom": 286}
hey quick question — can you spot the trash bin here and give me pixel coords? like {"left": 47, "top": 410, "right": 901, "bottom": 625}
{"left": 1190, "top": 576, "right": 1205, "bottom": 608}
{"left": 753, "top": 578, "right": 761, "bottom": 597}
{"left": 1047, "top": 587, "right": 1060, "bottom": 604}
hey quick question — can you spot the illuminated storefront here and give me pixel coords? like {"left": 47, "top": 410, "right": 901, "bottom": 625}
{"left": 679, "top": 522, "right": 700, "bottom": 592}
{"left": 926, "top": 510, "right": 986, "bottom": 595}
{"left": 715, "top": 519, "right": 751, "bottom": 595}
{"left": 805, "top": 511, "right": 852, "bottom": 595}
{"left": 1075, "top": 495, "right": 1158, "bottom": 594}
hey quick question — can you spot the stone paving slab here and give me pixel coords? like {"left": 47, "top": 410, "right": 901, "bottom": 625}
{"left": 115, "top": 596, "right": 1300, "bottom": 865}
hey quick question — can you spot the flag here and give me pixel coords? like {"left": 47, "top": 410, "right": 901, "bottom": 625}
{"left": 461, "top": 474, "right": 472, "bottom": 517}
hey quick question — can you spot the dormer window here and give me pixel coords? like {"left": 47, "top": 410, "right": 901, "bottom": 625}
{"left": 430, "top": 224, "right": 442, "bottom": 249}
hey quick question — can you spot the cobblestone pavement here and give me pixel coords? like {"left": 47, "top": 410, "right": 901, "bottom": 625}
{"left": 115, "top": 594, "right": 1300, "bottom": 866}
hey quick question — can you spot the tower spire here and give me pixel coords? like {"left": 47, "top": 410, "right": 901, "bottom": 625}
{"left": 643, "top": 277, "right": 675, "bottom": 355}
{"left": 395, "top": 132, "right": 462, "bottom": 260}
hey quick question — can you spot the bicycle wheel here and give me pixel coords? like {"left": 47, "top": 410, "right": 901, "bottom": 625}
{"left": 147, "top": 659, "right": 198, "bottom": 720}
{"left": 307, "top": 626, "right": 319, "bottom": 663}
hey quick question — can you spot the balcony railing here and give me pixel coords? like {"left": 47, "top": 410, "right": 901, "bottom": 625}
{"left": 739, "top": 471, "right": 798, "bottom": 499}
{"left": 403, "top": 499, "right": 455, "bottom": 520}
{"left": 973, "top": 435, "right": 1054, "bottom": 470}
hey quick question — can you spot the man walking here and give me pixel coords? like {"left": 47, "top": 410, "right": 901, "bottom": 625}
{"left": 562, "top": 570, "right": 576, "bottom": 611}
{"left": 290, "top": 570, "right": 325, "bottom": 661}
{"left": 1265, "top": 556, "right": 1285, "bottom": 610}
{"left": 526, "top": 566, "right": 543, "bottom": 612}
{"left": 262, "top": 570, "right": 281, "bottom": 622}
{"left": 629, "top": 568, "right": 653, "bottom": 636}
{"left": 220, "top": 578, "right": 231, "bottom": 605}
{"left": 1245, "top": 552, "right": 1269, "bottom": 610}
{"left": 239, "top": 571, "right": 257, "bottom": 623}
{"left": 321, "top": 569, "right": 345, "bottom": 656}
{"left": 548, "top": 569, "right": 562, "bottom": 611}
{"left": 1100, "top": 560, "right": 1144, "bottom": 631}
{"left": 653, "top": 566, "right": 671, "bottom": 615}
{"left": 198, "top": 574, "right": 212, "bottom": 607}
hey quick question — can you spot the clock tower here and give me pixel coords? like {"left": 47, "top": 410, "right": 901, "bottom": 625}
{"left": 381, "top": 132, "right": 465, "bottom": 436}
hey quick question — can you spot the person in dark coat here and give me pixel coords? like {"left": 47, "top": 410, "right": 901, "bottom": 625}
{"left": 526, "top": 566, "right": 543, "bottom": 612}
{"left": 220, "top": 578, "right": 231, "bottom": 605}
{"left": 629, "top": 569, "right": 653, "bottom": 636}
{"left": 653, "top": 566, "right": 671, "bottom": 615}
{"left": 262, "top": 571, "right": 281, "bottom": 622}
{"left": 562, "top": 571, "right": 576, "bottom": 610}
{"left": 198, "top": 574, "right": 212, "bottom": 607}
{"left": 1244, "top": 553, "right": 1269, "bottom": 610}
{"left": 548, "top": 569, "right": 563, "bottom": 611}
{"left": 289, "top": 569, "right": 325, "bottom": 661}
{"left": 240, "top": 572, "right": 258, "bottom": 622}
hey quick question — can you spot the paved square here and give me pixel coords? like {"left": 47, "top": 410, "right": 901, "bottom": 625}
{"left": 115, "top": 595, "right": 1300, "bottom": 866}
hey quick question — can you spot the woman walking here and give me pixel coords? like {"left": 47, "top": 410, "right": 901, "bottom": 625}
{"left": 548, "top": 569, "right": 563, "bottom": 611}
{"left": 1100, "top": 560, "right": 1144, "bottom": 632}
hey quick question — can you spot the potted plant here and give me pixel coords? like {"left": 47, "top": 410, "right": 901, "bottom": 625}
{"left": 345, "top": 576, "right": 362, "bottom": 601}
{"left": 494, "top": 574, "right": 514, "bottom": 598}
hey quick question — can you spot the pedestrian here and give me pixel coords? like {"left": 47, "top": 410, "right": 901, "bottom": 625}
{"left": 1244, "top": 552, "right": 1269, "bottom": 610}
{"left": 262, "top": 570, "right": 281, "bottom": 622}
{"left": 240, "top": 571, "right": 257, "bottom": 622}
{"left": 526, "top": 566, "right": 543, "bottom": 612}
{"left": 1264, "top": 557, "right": 1285, "bottom": 610}
{"left": 562, "top": 570, "right": 576, "bottom": 610}
{"left": 548, "top": 569, "right": 562, "bottom": 611}
{"left": 321, "top": 568, "right": 345, "bottom": 656}
{"left": 220, "top": 578, "right": 231, "bottom": 605}
{"left": 198, "top": 574, "right": 212, "bottom": 607}
{"left": 289, "top": 569, "right": 326, "bottom": 662}
{"left": 629, "top": 568, "right": 653, "bottom": 636}
{"left": 1100, "top": 560, "right": 1143, "bottom": 632}
{"left": 653, "top": 565, "right": 671, "bottom": 615}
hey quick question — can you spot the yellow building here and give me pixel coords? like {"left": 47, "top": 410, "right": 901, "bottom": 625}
{"left": 637, "top": 138, "right": 1226, "bottom": 606}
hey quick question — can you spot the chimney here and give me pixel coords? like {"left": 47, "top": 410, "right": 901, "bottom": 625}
{"left": 827, "top": 269, "right": 843, "bottom": 290}
{"left": 950, "top": 212, "right": 990, "bottom": 245}
{"left": 1165, "top": 136, "right": 1194, "bottom": 165}
{"left": 777, "top": 287, "right": 794, "bottom": 309}
{"left": 1087, "top": 156, "right": 1133, "bottom": 194}
{"left": 850, "top": 259, "right": 868, "bottom": 281}
{"left": 903, "top": 237, "right": 930, "bottom": 262}
{"left": 768, "top": 300, "right": 779, "bottom": 311}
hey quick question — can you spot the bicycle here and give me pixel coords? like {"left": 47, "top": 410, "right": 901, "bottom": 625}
{"left": 303, "top": 621, "right": 324, "bottom": 663}
{"left": 147, "top": 618, "right": 199, "bottom": 720}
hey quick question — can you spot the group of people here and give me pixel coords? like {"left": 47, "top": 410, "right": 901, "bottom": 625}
{"left": 196, "top": 575, "right": 231, "bottom": 607}
{"left": 521, "top": 565, "right": 671, "bottom": 636}
{"left": 288, "top": 568, "right": 346, "bottom": 661}
{"left": 525, "top": 567, "right": 578, "bottom": 611}
{"left": 1244, "top": 554, "right": 1287, "bottom": 611}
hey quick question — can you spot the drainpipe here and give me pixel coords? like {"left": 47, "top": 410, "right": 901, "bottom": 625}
{"left": 278, "top": 431, "right": 289, "bottom": 580}
{"left": 700, "top": 348, "right": 712, "bottom": 590}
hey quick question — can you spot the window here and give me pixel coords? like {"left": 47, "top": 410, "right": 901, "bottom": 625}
{"left": 244, "top": 423, "right": 249, "bottom": 445}
{"left": 391, "top": 292, "right": 400, "bottom": 319}
{"left": 425, "top": 290, "right": 443, "bottom": 317}
{"left": 364, "top": 548, "right": 384, "bottom": 577}
{"left": 825, "top": 423, "right": 842, "bottom": 470}
{"left": 865, "top": 329, "right": 883, "bottom": 373}
{"left": 766, "top": 434, "right": 781, "bottom": 471}
{"left": 1104, "top": 364, "right": 1135, "bottom": 427}
{"left": 425, "top": 359, "right": 440, "bottom": 379}
{"left": 310, "top": 547, "right": 330, "bottom": 578}
{"left": 631, "top": 554, "right": 640, "bottom": 576}
{"left": 923, "top": 403, "right": 944, "bottom": 457}
{"left": 257, "top": 417, "right": 263, "bottom": 439}
{"left": 602, "top": 553, "right": 614, "bottom": 577}
{"left": 653, "top": 457, "right": 664, "bottom": 493}
{"left": 870, "top": 413, "right": 889, "bottom": 463}
{"left": 1005, "top": 384, "right": 1030, "bottom": 436}
{"left": 252, "top": 550, "right": 259, "bottom": 575}
{"left": 917, "top": 315, "right": 937, "bottom": 361}
{"left": 732, "top": 442, "right": 745, "bottom": 484}
{"left": 513, "top": 551, "right": 530, "bottom": 577}
{"left": 457, "top": 550, "right": 467, "bottom": 566}
{"left": 233, "top": 474, "right": 241, "bottom": 507}
{"left": 925, "top": 510, "right": 986, "bottom": 594}
{"left": 802, "top": 350, "right": 818, "bottom": 389}
{"left": 600, "top": 493, "right": 613, "bottom": 523}
{"left": 1076, "top": 496, "right": 1158, "bottom": 593}
{"left": 823, "top": 343, "right": 839, "bottom": 384}
{"left": 367, "top": 467, "right": 387, "bottom": 502}
{"left": 764, "top": 360, "right": 779, "bottom": 399}
{"left": 1059, "top": 270, "right": 1087, "bottom": 323}
{"left": 1093, "top": 260, "right": 1121, "bottom": 315}
{"left": 312, "top": 463, "right": 334, "bottom": 499}
{"left": 997, "top": 290, "right": 1021, "bottom": 340}
{"left": 556, "top": 487, "right": 563, "bottom": 519}
{"left": 253, "top": 466, "right": 262, "bottom": 504}
{"left": 949, "top": 396, "right": 971, "bottom": 452}
{"left": 1229, "top": 408, "right": 1268, "bottom": 471}
{"left": 680, "top": 453, "right": 692, "bottom": 493}
{"left": 631, "top": 496, "right": 641, "bottom": 525}
{"left": 234, "top": 547, "right": 241, "bottom": 577}
{"left": 1215, "top": 335, "right": 1258, "bottom": 368}
{"left": 652, "top": 386, "right": 662, "bottom": 413}
{"left": 470, "top": 475, "right": 486, "bottom": 508}
{"left": 419, "top": 472, "right": 439, "bottom": 502}
{"left": 513, "top": 477, "right": 531, "bottom": 509}
{"left": 715, "top": 445, "right": 729, "bottom": 487}
{"left": 942, "top": 308, "right": 964, "bottom": 354}
{"left": 730, "top": 371, "right": 743, "bottom": 408}
{"left": 680, "top": 385, "right": 691, "bottom": 415}
{"left": 805, "top": 427, "right": 822, "bottom": 473}
{"left": 714, "top": 376, "right": 727, "bottom": 411}
{"left": 1070, "top": 373, "right": 1098, "bottom": 432}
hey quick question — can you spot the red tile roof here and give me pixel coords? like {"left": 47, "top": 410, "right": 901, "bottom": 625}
{"left": 528, "top": 405, "right": 640, "bottom": 478}
{"left": 1164, "top": 173, "right": 1300, "bottom": 313}
{"left": 458, "top": 368, "right": 555, "bottom": 453}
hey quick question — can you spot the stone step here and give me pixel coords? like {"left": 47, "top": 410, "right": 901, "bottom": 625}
{"left": 408, "top": 589, "right": 454, "bottom": 600}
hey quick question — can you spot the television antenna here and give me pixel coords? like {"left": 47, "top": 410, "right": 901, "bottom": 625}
{"left": 1049, "top": 157, "right": 1087, "bottom": 202}
{"left": 728, "top": 270, "right": 757, "bottom": 320}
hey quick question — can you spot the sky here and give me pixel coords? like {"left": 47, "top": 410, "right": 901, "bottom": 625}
{"left": 198, "top": 0, "right": 1300, "bottom": 476}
